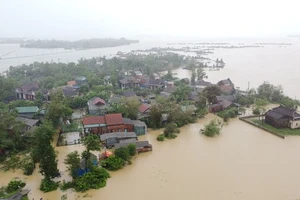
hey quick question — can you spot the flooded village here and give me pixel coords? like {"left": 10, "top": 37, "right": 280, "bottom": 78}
{"left": 1, "top": 44, "right": 300, "bottom": 200}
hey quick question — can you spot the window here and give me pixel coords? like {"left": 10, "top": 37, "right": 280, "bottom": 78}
{"left": 124, "top": 129, "right": 127, "bottom": 132}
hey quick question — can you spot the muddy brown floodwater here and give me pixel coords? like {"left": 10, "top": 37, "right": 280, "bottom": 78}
{"left": 1, "top": 114, "right": 300, "bottom": 200}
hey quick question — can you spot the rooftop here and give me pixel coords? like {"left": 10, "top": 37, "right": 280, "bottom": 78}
{"left": 105, "top": 113, "right": 124, "bottom": 125}
{"left": 266, "top": 106, "right": 300, "bottom": 120}
{"left": 82, "top": 116, "right": 105, "bottom": 125}
{"left": 16, "top": 106, "right": 39, "bottom": 113}
{"left": 16, "top": 117, "right": 39, "bottom": 127}
{"left": 139, "top": 104, "right": 150, "bottom": 113}
{"left": 100, "top": 132, "right": 137, "bottom": 141}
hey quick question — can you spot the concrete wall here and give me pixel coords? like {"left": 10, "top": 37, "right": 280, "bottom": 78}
{"left": 290, "top": 120, "right": 300, "bottom": 129}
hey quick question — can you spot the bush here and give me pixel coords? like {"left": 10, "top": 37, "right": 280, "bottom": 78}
{"left": 217, "top": 107, "right": 238, "bottom": 121}
{"left": 74, "top": 168, "right": 110, "bottom": 192}
{"left": 156, "top": 134, "right": 165, "bottom": 141}
{"left": 22, "top": 159, "right": 35, "bottom": 175}
{"left": 6, "top": 180, "right": 26, "bottom": 193}
{"left": 127, "top": 144, "right": 137, "bottom": 156}
{"left": 252, "top": 107, "right": 260, "bottom": 115}
{"left": 101, "top": 156, "right": 124, "bottom": 171}
{"left": 60, "top": 181, "right": 74, "bottom": 191}
{"left": 201, "top": 120, "right": 223, "bottom": 137}
{"left": 40, "top": 178, "right": 59, "bottom": 193}
{"left": 114, "top": 147, "right": 131, "bottom": 162}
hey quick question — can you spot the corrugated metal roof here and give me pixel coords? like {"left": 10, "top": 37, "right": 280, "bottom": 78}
{"left": 16, "top": 106, "right": 39, "bottom": 113}
{"left": 100, "top": 132, "right": 137, "bottom": 141}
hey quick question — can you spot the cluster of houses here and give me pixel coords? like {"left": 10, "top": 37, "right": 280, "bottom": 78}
{"left": 10, "top": 68, "right": 300, "bottom": 155}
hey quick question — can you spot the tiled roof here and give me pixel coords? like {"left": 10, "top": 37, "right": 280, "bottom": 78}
{"left": 147, "top": 79, "right": 163, "bottom": 86}
{"left": 16, "top": 117, "right": 39, "bottom": 127}
{"left": 105, "top": 113, "right": 123, "bottom": 125}
{"left": 123, "top": 91, "right": 137, "bottom": 97}
{"left": 220, "top": 100, "right": 233, "bottom": 109}
{"left": 67, "top": 81, "right": 76, "bottom": 86}
{"left": 139, "top": 104, "right": 150, "bottom": 113}
{"left": 92, "top": 97, "right": 106, "bottom": 105}
{"left": 16, "top": 106, "right": 39, "bottom": 113}
{"left": 195, "top": 80, "right": 212, "bottom": 87}
{"left": 266, "top": 106, "right": 300, "bottom": 120}
{"left": 18, "top": 82, "right": 39, "bottom": 93}
{"left": 219, "top": 85, "right": 234, "bottom": 93}
{"left": 218, "top": 78, "right": 233, "bottom": 85}
{"left": 216, "top": 95, "right": 235, "bottom": 102}
{"left": 82, "top": 116, "right": 105, "bottom": 125}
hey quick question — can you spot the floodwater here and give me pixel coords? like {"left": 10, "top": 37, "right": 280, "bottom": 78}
{"left": 2, "top": 114, "right": 300, "bottom": 200}
{"left": 1, "top": 37, "right": 300, "bottom": 199}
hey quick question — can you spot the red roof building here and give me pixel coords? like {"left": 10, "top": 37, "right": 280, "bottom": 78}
{"left": 105, "top": 113, "right": 123, "bottom": 125}
{"left": 82, "top": 116, "right": 105, "bottom": 125}
{"left": 93, "top": 97, "right": 106, "bottom": 105}
{"left": 139, "top": 104, "right": 150, "bottom": 114}
{"left": 82, "top": 113, "right": 133, "bottom": 135}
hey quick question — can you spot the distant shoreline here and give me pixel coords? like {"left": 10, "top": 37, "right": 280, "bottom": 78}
{"left": 0, "top": 38, "right": 139, "bottom": 50}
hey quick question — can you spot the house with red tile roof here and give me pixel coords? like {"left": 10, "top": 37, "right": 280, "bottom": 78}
{"left": 138, "top": 104, "right": 150, "bottom": 120}
{"left": 217, "top": 78, "right": 235, "bottom": 95}
{"left": 87, "top": 97, "right": 107, "bottom": 115}
{"left": 82, "top": 113, "right": 137, "bottom": 135}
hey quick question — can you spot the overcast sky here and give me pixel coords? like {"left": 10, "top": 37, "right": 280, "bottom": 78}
{"left": 0, "top": 0, "right": 299, "bottom": 40}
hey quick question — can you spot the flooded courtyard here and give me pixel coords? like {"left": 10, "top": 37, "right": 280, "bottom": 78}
{"left": 1, "top": 114, "right": 300, "bottom": 200}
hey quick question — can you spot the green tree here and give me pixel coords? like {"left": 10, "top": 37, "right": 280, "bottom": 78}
{"left": 115, "top": 97, "right": 140, "bottom": 119}
{"left": 39, "top": 144, "right": 59, "bottom": 179}
{"left": 82, "top": 134, "right": 101, "bottom": 169}
{"left": 191, "top": 69, "right": 196, "bottom": 85}
{"left": 201, "top": 119, "right": 223, "bottom": 137}
{"left": 64, "top": 151, "right": 81, "bottom": 180}
{"left": 202, "top": 85, "right": 221, "bottom": 104}
{"left": 148, "top": 104, "right": 163, "bottom": 128}
{"left": 101, "top": 155, "right": 124, "bottom": 171}
{"left": 172, "top": 83, "right": 192, "bottom": 102}
{"left": 32, "top": 121, "right": 56, "bottom": 163}
{"left": 114, "top": 147, "right": 131, "bottom": 162}
{"left": 46, "top": 91, "right": 73, "bottom": 127}
{"left": 127, "top": 144, "right": 137, "bottom": 156}
{"left": 196, "top": 68, "right": 208, "bottom": 81}
{"left": 0, "top": 76, "right": 16, "bottom": 101}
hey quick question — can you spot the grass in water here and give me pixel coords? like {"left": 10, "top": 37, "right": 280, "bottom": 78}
{"left": 252, "top": 119, "right": 300, "bottom": 136}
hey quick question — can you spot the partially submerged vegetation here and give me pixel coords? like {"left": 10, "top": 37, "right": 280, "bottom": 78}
{"left": 0, "top": 179, "right": 26, "bottom": 199}
{"left": 217, "top": 107, "right": 238, "bottom": 122}
{"left": 101, "top": 144, "right": 136, "bottom": 171}
{"left": 201, "top": 120, "right": 223, "bottom": 137}
{"left": 252, "top": 120, "right": 300, "bottom": 136}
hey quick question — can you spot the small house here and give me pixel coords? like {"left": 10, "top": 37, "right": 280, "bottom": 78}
{"left": 75, "top": 76, "right": 87, "bottom": 86}
{"left": 147, "top": 79, "right": 165, "bottom": 90}
{"left": 104, "top": 76, "right": 111, "bottom": 85}
{"left": 217, "top": 78, "right": 235, "bottom": 95}
{"left": 265, "top": 106, "right": 300, "bottom": 129}
{"left": 195, "top": 80, "right": 212, "bottom": 88}
{"left": 16, "top": 82, "right": 40, "bottom": 100}
{"left": 62, "top": 86, "right": 78, "bottom": 98}
{"left": 114, "top": 140, "right": 152, "bottom": 153}
{"left": 16, "top": 106, "right": 39, "bottom": 119}
{"left": 16, "top": 117, "right": 40, "bottom": 135}
{"left": 87, "top": 97, "right": 107, "bottom": 115}
{"left": 100, "top": 132, "right": 137, "bottom": 148}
